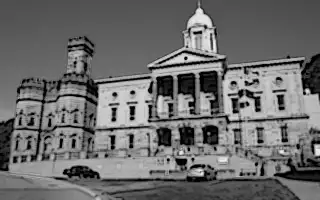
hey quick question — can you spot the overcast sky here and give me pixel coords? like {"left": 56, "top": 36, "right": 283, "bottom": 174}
{"left": 0, "top": 0, "right": 319, "bottom": 121}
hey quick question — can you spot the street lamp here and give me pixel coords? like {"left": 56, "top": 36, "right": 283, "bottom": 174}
{"left": 51, "top": 149, "right": 56, "bottom": 175}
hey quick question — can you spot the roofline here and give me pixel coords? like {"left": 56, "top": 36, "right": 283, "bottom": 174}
{"left": 148, "top": 57, "right": 226, "bottom": 70}
{"left": 147, "top": 47, "right": 220, "bottom": 68}
{"left": 301, "top": 54, "right": 320, "bottom": 73}
{"left": 228, "top": 57, "right": 305, "bottom": 70}
{"left": 95, "top": 73, "right": 151, "bottom": 84}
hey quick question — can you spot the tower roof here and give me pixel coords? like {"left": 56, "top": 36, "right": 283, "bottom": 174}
{"left": 187, "top": 2, "right": 213, "bottom": 29}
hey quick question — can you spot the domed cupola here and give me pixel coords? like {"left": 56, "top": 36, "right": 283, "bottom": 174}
{"left": 183, "top": 1, "right": 218, "bottom": 53}
{"left": 187, "top": 3, "right": 213, "bottom": 29}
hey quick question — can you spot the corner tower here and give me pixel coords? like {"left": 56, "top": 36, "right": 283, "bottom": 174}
{"left": 51, "top": 36, "right": 98, "bottom": 159}
{"left": 183, "top": 2, "right": 218, "bottom": 53}
{"left": 66, "top": 36, "right": 95, "bottom": 76}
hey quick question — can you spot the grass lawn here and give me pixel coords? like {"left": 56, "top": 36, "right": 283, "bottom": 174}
{"left": 72, "top": 179, "right": 299, "bottom": 200}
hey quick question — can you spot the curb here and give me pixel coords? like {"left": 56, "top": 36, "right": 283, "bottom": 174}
{"left": 273, "top": 178, "right": 301, "bottom": 200}
{"left": 102, "top": 178, "right": 186, "bottom": 182}
{"left": 53, "top": 176, "right": 276, "bottom": 182}
{"left": 274, "top": 173, "right": 320, "bottom": 183}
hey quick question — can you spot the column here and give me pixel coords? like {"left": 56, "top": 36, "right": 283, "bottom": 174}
{"left": 173, "top": 75, "right": 178, "bottom": 117}
{"left": 152, "top": 77, "right": 158, "bottom": 119}
{"left": 195, "top": 126, "right": 203, "bottom": 146}
{"left": 217, "top": 71, "right": 224, "bottom": 113}
{"left": 171, "top": 128, "right": 180, "bottom": 150}
{"left": 194, "top": 73, "right": 201, "bottom": 115}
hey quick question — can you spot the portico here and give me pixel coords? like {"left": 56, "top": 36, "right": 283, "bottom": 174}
{"left": 150, "top": 70, "right": 224, "bottom": 119}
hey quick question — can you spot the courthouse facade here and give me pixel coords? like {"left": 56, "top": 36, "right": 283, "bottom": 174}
{"left": 10, "top": 4, "right": 309, "bottom": 163}
{"left": 94, "top": 5, "right": 309, "bottom": 157}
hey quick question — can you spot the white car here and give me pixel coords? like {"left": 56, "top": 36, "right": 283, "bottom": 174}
{"left": 0, "top": 171, "right": 122, "bottom": 200}
{"left": 186, "top": 164, "right": 216, "bottom": 182}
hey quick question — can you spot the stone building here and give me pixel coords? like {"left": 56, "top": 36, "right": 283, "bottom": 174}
{"left": 0, "top": 118, "right": 14, "bottom": 170}
{"left": 302, "top": 54, "right": 320, "bottom": 95}
{"left": 95, "top": 4, "right": 309, "bottom": 158}
{"left": 10, "top": 36, "right": 98, "bottom": 164}
{"left": 10, "top": 4, "right": 310, "bottom": 164}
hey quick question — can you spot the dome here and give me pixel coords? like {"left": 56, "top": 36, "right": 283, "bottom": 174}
{"left": 187, "top": 6, "right": 213, "bottom": 29}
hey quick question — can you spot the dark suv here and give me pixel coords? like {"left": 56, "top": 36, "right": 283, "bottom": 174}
{"left": 63, "top": 165, "right": 100, "bottom": 179}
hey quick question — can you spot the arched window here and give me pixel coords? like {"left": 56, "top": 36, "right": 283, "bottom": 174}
{"left": 18, "top": 117, "right": 22, "bottom": 126}
{"left": 89, "top": 114, "right": 94, "bottom": 126}
{"left": 61, "top": 113, "right": 65, "bottom": 123}
{"left": 15, "top": 136, "right": 20, "bottom": 151}
{"left": 28, "top": 117, "right": 35, "bottom": 126}
{"left": 48, "top": 118, "right": 52, "bottom": 127}
{"left": 58, "top": 134, "right": 64, "bottom": 149}
{"left": 88, "top": 138, "right": 93, "bottom": 151}
{"left": 73, "top": 113, "right": 78, "bottom": 123}
{"left": 26, "top": 136, "right": 33, "bottom": 150}
{"left": 44, "top": 136, "right": 52, "bottom": 152}
{"left": 71, "top": 138, "right": 77, "bottom": 149}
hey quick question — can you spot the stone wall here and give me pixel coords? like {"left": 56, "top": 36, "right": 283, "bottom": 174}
{"left": 9, "top": 154, "right": 256, "bottom": 179}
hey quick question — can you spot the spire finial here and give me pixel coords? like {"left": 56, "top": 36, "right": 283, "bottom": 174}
{"left": 198, "top": 0, "right": 201, "bottom": 8}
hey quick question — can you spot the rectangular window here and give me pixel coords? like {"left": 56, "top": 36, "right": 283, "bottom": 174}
{"left": 194, "top": 31, "right": 202, "bottom": 50}
{"left": 233, "top": 129, "right": 241, "bottom": 145}
{"left": 110, "top": 135, "right": 116, "bottom": 150}
{"left": 257, "top": 127, "right": 264, "bottom": 144}
{"left": 210, "top": 99, "right": 219, "bottom": 114}
{"left": 281, "top": 126, "right": 288, "bottom": 143}
{"left": 129, "top": 134, "right": 134, "bottom": 149}
{"left": 188, "top": 101, "right": 195, "bottom": 115}
{"left": 254, "top": 96, "right": 261, "bottom": 112}
{"left": 129, "top": 106, "right": 136, "bottom": 121}
{"left": 231, "top": 98, "right": 239, "bottom": 114}
{"left": 277, "top": 94, "right": 285, "bottom": 111}
{"left": 148, "top": 104, "right": 152, "bottom": 119}
{"left": 111, "top": 107, "right": 117, "bottom": 122}
{"left": 168, "top": 103, "right": 174, "bottom": 117}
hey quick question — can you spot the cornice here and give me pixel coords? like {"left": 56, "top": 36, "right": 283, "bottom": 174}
{"left": 229, "top": 114, "right": 309, "bottom": 123}
{"left": 227, "top": 57, "right": 305, "bottom": 71}
{"left": 95, "top": 125, "right": 152, "bottom": 131}
{"left": 95, "top": 73, "right": 151, "bottom": 84}
{"left": 17, "top": 94, "right": 98, "bottom": 105}
{"left": 149, "top": 58, "right": 226, "bottom": 70}
{"left": 149, "top": 113, "right": 229, "bottom": 123}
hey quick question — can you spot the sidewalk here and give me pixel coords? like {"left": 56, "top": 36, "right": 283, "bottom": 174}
{"left": 276, "top": 177, "right": 320, "bottom": 200}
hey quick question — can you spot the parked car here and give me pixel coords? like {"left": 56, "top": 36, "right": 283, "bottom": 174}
{"left": 63, "top": 165, "right": 100, "bottom": 179}
{"left": 186, "top": 164, "right": 216, "bottom": 181}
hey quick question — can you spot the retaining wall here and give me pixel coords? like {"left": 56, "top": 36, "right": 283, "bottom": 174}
{"left": 9, "top": 155, "right": 261, "bottom": 179}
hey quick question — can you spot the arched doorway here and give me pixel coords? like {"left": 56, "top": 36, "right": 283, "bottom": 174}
{"left": 202, "top": 125, "right": 219, "bottom": 145}
{"left": 157, "top": 128, "right": 172, "bottom": 146}
{"left": 179, "top": 127, "right": 195, "bottom": 145}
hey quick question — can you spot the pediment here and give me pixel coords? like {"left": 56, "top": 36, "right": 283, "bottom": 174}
{"left": 148, "top": 47, "right": 225, "bottom": 68}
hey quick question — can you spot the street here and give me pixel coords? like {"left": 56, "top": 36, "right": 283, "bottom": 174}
{"left": 71, "top": 179, "right": 300, "bottom": 200}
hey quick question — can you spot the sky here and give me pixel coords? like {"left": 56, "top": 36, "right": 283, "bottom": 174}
{"left": 0, "top": 0, "right": 319, "bottom": 121}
